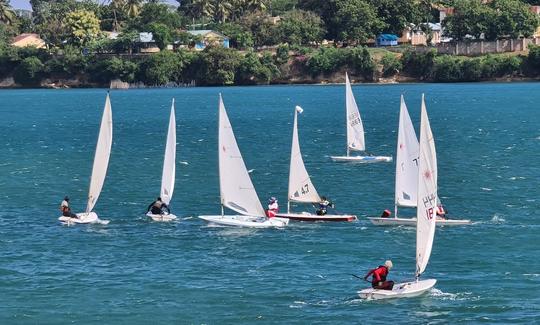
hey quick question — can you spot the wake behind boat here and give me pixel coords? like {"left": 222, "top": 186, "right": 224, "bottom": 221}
{"left": 198, "top": 95, "right": 288, "bottom": 228}
{"left": 276, "top": 106, "right": 356, "bottom": 222}
{"left": 369, "top": 95, "right": 470, "bottom": 227}
{"left": 330, "top": 73, "right": 392, "bottom": 163}
{"left": 58, "top": 94, "right": 113, "bottom": 225}
{"left": 359, "top": 94, "right": 438, "bottom": 300}
{"left": 146, "top": 99, "right": 178, "bottom": 222}
{"left": 368, "top": 216, "right": 471, "bottom": 226}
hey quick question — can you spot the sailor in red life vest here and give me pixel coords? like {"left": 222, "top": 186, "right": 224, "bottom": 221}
{"left": 364, "top": 260, "right": 394, "bottom": 290}
{"left": 266, "top": 197, "right": 279, "bottom": 218}
{"left": 436, "top": 204, "right": 447, "bottom": 219}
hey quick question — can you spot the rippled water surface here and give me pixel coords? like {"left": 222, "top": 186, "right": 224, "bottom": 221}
{"left": 0, "top": 83, "right": 539, "bottom": 323}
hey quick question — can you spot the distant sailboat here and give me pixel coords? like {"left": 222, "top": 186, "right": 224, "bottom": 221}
{"left": 276, "top": 106, "right": 357, "bottom": 222}
{"left": 147, "top": 99, "right": 178, "bottom": 221}
{"left": 59, "top": 94, "right": 112, "bottom": 225}
{"left": 331, "top": 73, "right": 392, "bottom": 163}
{"left": 359, "top": 94, "right": 438, "bottom": 300}
{"left": 198, "top": 95, "right": 289, "bottom": 228}
{"left": 368, "top": 95, "right": 471, "bottom": 226}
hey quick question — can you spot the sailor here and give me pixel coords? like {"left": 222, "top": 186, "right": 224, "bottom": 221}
{"left": 436, "top": 204, "right": 447, "bottom": 219}
{"left": 364, "top": 260, "right": 394, "bottom": 290}
{"left": 147, "top": 197, "right": 170, "bottom": 215}
{"left": 380, "top": 209, "right": 392, "bottom": 218}
{"left": 266, "top": 197, "right": 279, "bottom": 218}
{"left": 60, "top": 196, "right": 78, "bottom": 218}
{"left": 316, "top": 196, "right": 334, "bottom": 215}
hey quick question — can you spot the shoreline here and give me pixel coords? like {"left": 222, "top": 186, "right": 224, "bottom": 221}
{"left": 1, "top": 76, "right": 539, "bottom": 90}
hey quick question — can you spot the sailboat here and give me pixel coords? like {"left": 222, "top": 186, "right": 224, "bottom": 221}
{"left": 198, "top": 95, "right": 289, "bottom": 228}
{"left": 330, "top": 73, "right": 392, "bottom": 163}
{"left": 58, "top": 94, "right": 112, "bottom": 225}
{"left": 358, "top": 94, "right": 438, "bottom": 300}
{"left": 276, "top": 106, "right": 357, "bottom": 222}
{"left": 147, "top": 99, "right": 178, "bottom": 221}
{"left": 368, "top": 95, "right": 471, "bottom": 226}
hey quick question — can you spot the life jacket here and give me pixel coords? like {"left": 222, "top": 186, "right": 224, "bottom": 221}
{"left": 369, "top": 266, "right": 388, "bottom": 284}
{"left": 436, "top": 205, "right": 446, "bottom": 216}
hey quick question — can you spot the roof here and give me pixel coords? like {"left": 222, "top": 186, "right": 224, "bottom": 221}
{"left": 428, "top": 23, "right": 441, "bottom": 31}
{"left": 138, "top": 32, "right": 154, "bottom": 43}
{"left": 377, "top": 34, "right": 399, "bottom": 41}
{"left": 187, "top": 30, "right": 228, "bottom": 39}
{"left": 12, "top": 33, "right": 41, "bottom": 43}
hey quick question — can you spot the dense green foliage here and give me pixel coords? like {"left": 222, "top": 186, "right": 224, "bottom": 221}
{"left": 443, "top": 0, "right": 539, "bottom": 41}
{"left": 1, "top": 0, "right": 540, "bottom": 86}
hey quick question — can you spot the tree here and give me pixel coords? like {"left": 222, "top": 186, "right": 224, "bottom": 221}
{"left": 381, "top": 53, "right": 402, "bottom": 77}
{"left": 126, "top": 0, "right": 143, "bottom": 18}
{"left": 489, "top": 0, "right": 539, "bottom": 39}
{"left": 368, "top": 0, "right": 432, "bottom": 35}
{"left": 269, "top": 0, "right": 298, "bottom": 16}
{"left": 65, "top": 10, "right": 101, "bottom": 46}
{"left": 197, "top": 46, "right": 243, "bottom": 85}
{"left": 240, "top": 11, "right": 279, "bottom": 47}
{"left": 213, "top": 1, "right": 233, "bottom": 23}
{"left": 443, "top": 0, "right": 539, "bottom": 41}
{"left": 14, "top": 56, "right": 45, "bottom": 86}
{"left": 34, "top": 0, "right": 80, "bottom": 47}
{"left": 331, "top": 0, "right": 384, "bottom": 44}
{"left": 218, "top": 22, "right": 254, "bottom": 49}
{"left": 133, "top": 2, "right": 184, "bottom": 30}
{"left": 147, "top": 22, "right": 172, "bottom": 50}
{"left": 235, "top": 51, "right": 273, "bottom": 84}
{"left": 0, "top": 0, "right": 16, "bottom": 25}
{"left": 141, "top": 50, "right": 193, "bottom": 85}
{"left": 276, "top": 9, "right": 325, "bottom": 45}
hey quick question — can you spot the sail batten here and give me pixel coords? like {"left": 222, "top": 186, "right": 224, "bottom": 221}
{"left": 395, "top": 95, "right": 419, "bottom": 211}
{"left": 160, "top": 100, "right": 176, "bottom": 205}
{"left": 218, "top": 95, "right": 265, "bottom": 217}
{"left": 86, "top": 94, "right": 113, "bottom": 213}
{"left": 288, "top": 106, "right": 321, "bottom": 204}
{"left": 345, "top": 73, "right": 365, "bottom": 152}
{"left": 416, "top": 94, "right": 438, "bottom": 277}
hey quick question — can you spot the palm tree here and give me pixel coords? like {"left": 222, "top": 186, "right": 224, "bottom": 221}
{"left": 110, "top": 0, "right": 126, "bottom": 31}
{"left": 192, "top": 0, "right": 215, "bottom": 20}
{"left": 125, "top": 0, "right": 142, "bottom": 18}
{"left": 213, "top": 0, "right": 232, "bottom": 23}
{"left": 0, "top": 0, "right": 16, "bottom": 25}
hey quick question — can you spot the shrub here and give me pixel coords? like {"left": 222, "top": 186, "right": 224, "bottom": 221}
{"left": 401, "top": 49, "right": 436, "bottom": 79}
{"left": 13, "top": 56, "right": 45, "bottom": 86}
{"left": 381, "top": 53, "right": 402, "bottom": 77}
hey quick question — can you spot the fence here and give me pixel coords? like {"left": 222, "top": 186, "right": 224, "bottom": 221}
{"left": 436, "top": 38, "right": 540, "bottom": 56}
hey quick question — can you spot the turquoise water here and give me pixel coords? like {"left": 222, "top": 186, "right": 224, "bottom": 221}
{"left": 0, "top": 83, "right": 539, "bottom": 323}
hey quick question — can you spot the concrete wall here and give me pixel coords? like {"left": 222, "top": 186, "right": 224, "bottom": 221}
{"left": 437, "top": 38, "right": 540, "bottom": 56}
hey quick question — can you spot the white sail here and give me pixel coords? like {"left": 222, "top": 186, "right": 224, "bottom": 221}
{"left": 395, "top": 95, "right": 419, "bottom": 209}
{"left": 160, "top": 99, "right": 176, "bottom": 205}
{"left": 86, "top": 94, "right": 113, "bottom": 213}
{"left": 218, "top": 95, "right": 265, "bottom": 217}
{"left": 345, "top": 73, "right": 365, "bottom": 153}
{"left": 416, "top": 94, "right": 438, "bottom": 277}
{"left": 288, "top": 106, "right": 321, "bottom": 203}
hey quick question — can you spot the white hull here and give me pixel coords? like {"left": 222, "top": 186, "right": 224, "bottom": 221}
{"left": 198, "top": 215, "right": 289, "bottom": 228}
{"left": 358, "top": 279, "right": 436, "bottom": 300}
{"left": 330, "top": 155, "right": 392, "bottom": 163}
{"left": 368, "top": 217, "right": 471, "bottom": 226}
{"left": 276, "top": 212, "right": 357, "bottom": 222}
{"left": 58, "top": 212, "right": 110, "bottom": 225}
{"left": 146, "top": 211, "right": 178, "bottom": 222}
